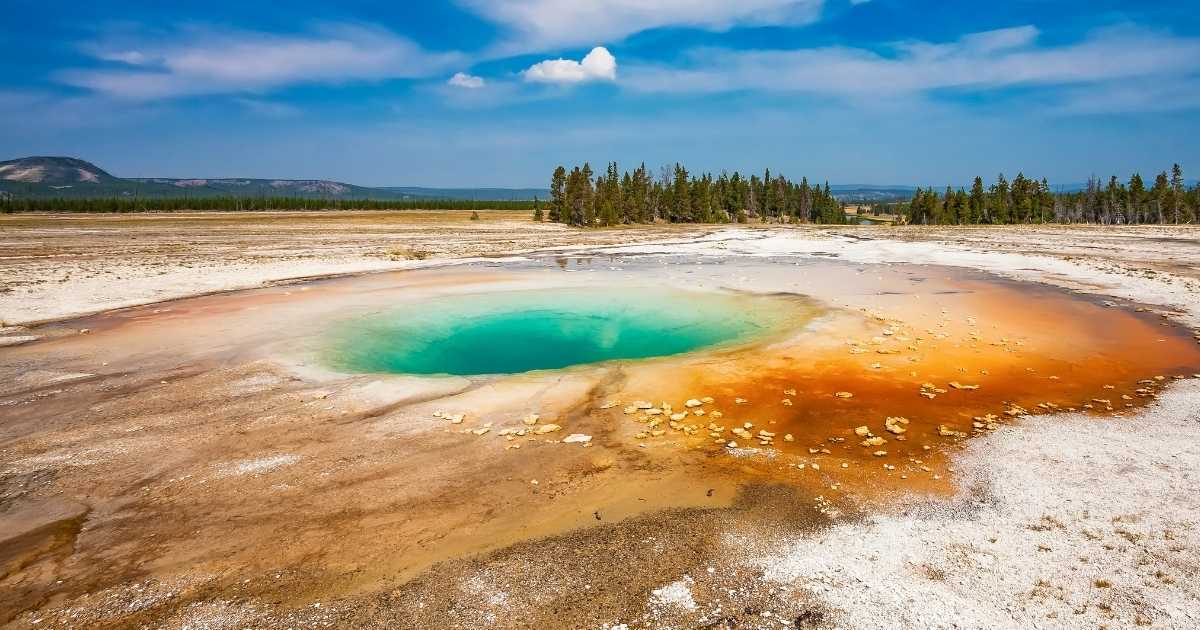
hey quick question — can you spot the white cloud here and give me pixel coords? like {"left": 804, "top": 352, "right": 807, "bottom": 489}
{"left": 447, "top": 72, "right": 485, "bottom": 89}
{"left": 957, "top": 24, "right": 1039, "bottom": 53}
{"left": 524, "top": 47, "right": 617, "bottom": 84}
{"left": 234, "top": 98, "right": 302, "bottom": 118}
{"left": 622, "top": 25, "right": 1200, "bottom": 104}
{"left": 458, "top": 0, "right": 824, "bottom": 50}
{"left": 95, "top": 50, "right": 151, "bottom": 65}
{"left": 62, "top": 24, "right": 463, "bottom": 100}
{"left": 1054, "top": 77, "right": 1200, "bottom": 115}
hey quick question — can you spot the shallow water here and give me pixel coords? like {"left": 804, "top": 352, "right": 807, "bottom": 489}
{"left": 327, "top": 287, "right": 811, "bottom": 376}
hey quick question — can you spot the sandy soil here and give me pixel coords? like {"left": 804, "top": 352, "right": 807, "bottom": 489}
{"left": 1, "top": 216, "right": 1200, "bottom": 629}
{"left": 0, "top": 211, "right": 708, "bottom": 326}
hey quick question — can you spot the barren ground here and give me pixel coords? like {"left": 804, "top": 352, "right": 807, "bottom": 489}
{"left": 1, "top": 214, "right": 1199, "bottom": 630}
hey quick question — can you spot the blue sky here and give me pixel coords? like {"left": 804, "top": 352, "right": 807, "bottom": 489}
{"left": 2, "top": 0, "right": 1198, "bottom": 187}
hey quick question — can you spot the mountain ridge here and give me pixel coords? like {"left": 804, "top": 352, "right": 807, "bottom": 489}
{"left": 0, "top": 156, "right": 550, "bottom": 201}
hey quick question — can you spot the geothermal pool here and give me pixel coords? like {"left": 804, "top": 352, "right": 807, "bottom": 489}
{"left": 327, "top": 287, "right": 812, "bottom": 376}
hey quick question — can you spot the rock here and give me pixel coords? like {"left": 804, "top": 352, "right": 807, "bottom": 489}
{"left": 670, "top": 412, "right": 688, "bottom": 421}
{"left": 685, "top": 399, "right": 703, "bottom": 408}
{"left": 861, "top": 436, "right": 886, "bottom": 447}
{"left": 634, "top": 401, "right": 653, "bottom": 409}
{"left": 599, "top": 401, "right": 619, "bottom": 409}
{"left": 734, "top": 397, "right": 748, "bottom": 404}
{"left": 948, "top": 381, "right": 979, "bottom": 390}
{"left": 884, "top": 416, "right": 910, "bottom": 434}
{"left": 873, "top": 450, "right": 888, "bottom": 457}
{"left": 784, "top": 433, "right": 794, "bottom": 442}
{"left": 535, "top": 424, "right": 562, "bottom": 434}
{"left": 783, "top": 388, "right": 797, "bottom": 396}
{"left": 726, "top": 441, "right": 738, "bottom": 448}
{"left": 563, "top": 434, "right": 592, "bottom": 444}
{"left": 523, "top": 414, "right": 540, "bottom": 426}
{"left": 834, "top": 391, "right": 853, "bottom": 399}
{"left": 0, "top": 335, "right": 41, "bottom": 347}
{"left": 447, "top": 413, "right": 465, "bottom": 424}
{"left": 781, "top": 398, "right": 793, "bottom": 406}
{"left": 938, "top": 424, "right": 966, "bottom": 437}
{"left": 472, "top": 427, "right": 490, "bottom": 436}
{"left": 854, "top": 426, "right": 871, "bottom": 436}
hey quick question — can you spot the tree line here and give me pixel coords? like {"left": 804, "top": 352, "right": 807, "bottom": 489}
{"left": 0, "top": 196, "right": 538, "bottom": 213}
{"left": 538, "top": 162, "right": 848, "bottom": 226}
{"left": 900, "top": 164, "right": 1197, "bottom": 225}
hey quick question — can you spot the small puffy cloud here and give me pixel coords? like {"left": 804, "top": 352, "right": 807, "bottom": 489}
{"left": 523, "top": 47, "right": 617, "bottom": 84}
{"left": 448, "top": 72, "right": 485, "bottom": 88}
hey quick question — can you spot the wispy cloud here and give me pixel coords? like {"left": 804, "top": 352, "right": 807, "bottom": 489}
{"left": 61, "top": 23, "right": 463, "bottom": 100}
{"left": 1053, "top": 77, "right": 1200, "bottom": 115}
{"left": 622, "top": 25, "right": 1200, "bottom": 111}
{"left": 234, "top": 98, "right": 302, "bottom": 118}
{"left": 457, "top": 0, "right": 825, "bottom": 51}
{"left": 524, "top": 47, "right": 617, "bottom": 84}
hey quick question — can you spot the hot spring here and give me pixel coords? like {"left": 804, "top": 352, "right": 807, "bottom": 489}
{"left": 327, "top": 287, "right": 811, "bottom": 376}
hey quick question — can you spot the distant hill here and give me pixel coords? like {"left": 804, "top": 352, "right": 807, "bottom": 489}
{"left": 0, "top": 156, "right": 121, "bottom": 186}
{"left": 829, "top": 185, "right": 919, "bottom": 203}
{"left": 126, "top": 177, "right": 398, "bottom": 200}
{"left": 0, "top": 156, "right": 547, "bottom": 201}
{"left": 379, "top": 186, "right": 550, "bottom": 201}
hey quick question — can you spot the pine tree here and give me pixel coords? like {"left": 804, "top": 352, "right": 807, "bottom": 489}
{"left": 581, "top": 163, "right": 595, "bottom": 226}
{"left": 549, "top": 166, "right": 566, "bottom": 222}
{"left": 969, "top": 176, "right": 985, "bottom": 223}
{"left": 1170, "top": 163, "right": 1184, "bottom": 224}
{"left": 1128, "top": 173, "right": 1146, "bottom": 223}
{"left": 1152, "top": 172, "right": 1169, "bottom": 224}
